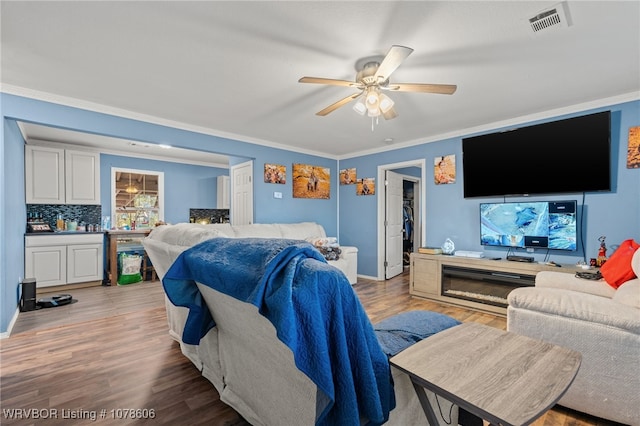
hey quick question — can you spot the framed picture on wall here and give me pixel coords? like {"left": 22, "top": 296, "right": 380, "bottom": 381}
{"left": 628, "top": 126, "right": 640, "bottom": 169}
{"left": 356, "top": 178, "right": 375, "bottom": 195}
{"left": 434, "top": 154, "right": 456, "bottom": 185}
{"left": 264, "top": 163, "right": 286, "bottom": 184}
{"left": 340, "top": 168, "right": 356, "bottom": 185}
{"left": 293, "top": 164, "right": 330, "bottom": 199}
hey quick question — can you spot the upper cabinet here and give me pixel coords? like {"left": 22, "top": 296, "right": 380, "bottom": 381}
{"left": 25, "top": 145, "right": 100, "bottom": 205}
{"left": 217, "top": 175, "right": 230, "bottom": 209}
{"left": 64, "top": 149, "right": 101, "bottom": 204}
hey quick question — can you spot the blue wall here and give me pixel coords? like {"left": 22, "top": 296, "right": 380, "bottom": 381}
{"left": 1, "top": 93, "right": 339, "bottom": 334}
{"left": 1, "top": 119, "right": 27, "bottom": 335}
{"left": 100, "top": 154, "right": 228, "bottom": 224}
{"left": 2, "top": 92, "right": 638, "bottom": 334}
{"left": 340, "top": 101, "right": 640, "bottom": 277}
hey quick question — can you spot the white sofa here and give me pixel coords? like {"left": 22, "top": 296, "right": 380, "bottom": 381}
{"left": 143, "top": 222, "right": 459, "bottom": 426}
{"left": 507, "top": 249, "right": 640, "bottom": 425}
{"left": 145, "top": 222, "right": 357, "bottom": 284}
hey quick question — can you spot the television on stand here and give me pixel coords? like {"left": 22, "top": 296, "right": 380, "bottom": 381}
{"left": 480, "top": 200, "right": 578, "bottom": 251}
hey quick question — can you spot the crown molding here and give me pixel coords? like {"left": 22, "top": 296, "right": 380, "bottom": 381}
{"left": 339, "top": 91, "right": 640, "bottom": 160}
{"left": 2, "top": 84, "right": 339, "bottom": 160}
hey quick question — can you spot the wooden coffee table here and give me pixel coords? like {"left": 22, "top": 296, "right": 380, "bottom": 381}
{"left": 389, "top": 322, "right": 581, "bottom": 426}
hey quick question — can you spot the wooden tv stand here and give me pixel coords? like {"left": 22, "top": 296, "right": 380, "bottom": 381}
{"left": 409, "top": 253, "right": 582, "bottom": 316}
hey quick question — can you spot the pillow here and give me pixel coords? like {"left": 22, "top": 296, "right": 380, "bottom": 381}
{"left": 612, "top": 278, "right": 640, "bottom": 309}
{"left": 600, "top": 239, "right": 640, "bottom": 289}
{"left": 306, "top": 237, "right": 339, "bottom": 248}
{"left": 632, "top": 247, "right": 640, "bottom": 277}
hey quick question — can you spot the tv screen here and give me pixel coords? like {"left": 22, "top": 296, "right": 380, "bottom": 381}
{"left": 480, "top": 200, "right": 577, "bottom": 251}
{"left": 463, "top": 111, "right": 611, "bottom": 198}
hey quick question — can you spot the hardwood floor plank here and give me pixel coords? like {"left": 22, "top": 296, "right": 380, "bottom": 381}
{"left": 0, "top": 272, "right": 621, "bottom": 425}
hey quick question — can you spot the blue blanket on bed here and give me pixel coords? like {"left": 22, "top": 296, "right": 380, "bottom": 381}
{"left": 162, "top": 238, "right": 394, "bottom": 426}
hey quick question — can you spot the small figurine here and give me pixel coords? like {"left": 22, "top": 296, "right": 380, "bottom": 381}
{"left": 596, "top": 235, "right": 607, "bottom": 267}
{"left": 441, "top": 238, "right": 455, "bottom": 255}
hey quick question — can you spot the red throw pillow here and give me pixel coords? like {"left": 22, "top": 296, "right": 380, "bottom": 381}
{"left": 600, "top": 239, "right": 640, "bottom": 289}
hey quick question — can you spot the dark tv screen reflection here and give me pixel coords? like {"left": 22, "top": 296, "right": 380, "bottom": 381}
{"left": 462, "top": 111, "right": 611, "bottom": 198}
{"left": 480, "top": 201, "right": 577, "bottom": 251}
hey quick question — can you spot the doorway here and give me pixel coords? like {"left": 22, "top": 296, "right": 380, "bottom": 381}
{"left": 230, "top": 160, "right": 254, "bottom": 225}
{"left": 377, "top": 160, "right": 425, "bottom": 280}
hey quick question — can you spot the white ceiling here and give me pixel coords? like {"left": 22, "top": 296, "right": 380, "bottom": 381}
{"left": 2, "top": 1, "right": 639, "bottom": 161}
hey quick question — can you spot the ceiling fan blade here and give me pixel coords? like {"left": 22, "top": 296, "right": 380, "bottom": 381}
{"left": 387, "top": 83, "right": 457, "bottom": 94}
{"left": 316, "top": 93, "right": 362, "bottom": 116}
{"left": 299, "top": 77, "right": 358, "bottom": 87}
{"left": 382, "top": 107, "right": 398, "bottom": 120}
{"left": 374, "top": 45, "right": 414, "bottom": 82}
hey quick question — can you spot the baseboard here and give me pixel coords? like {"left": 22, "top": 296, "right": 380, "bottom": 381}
{"left": 0, "top": 307, "right": 20, "bottom": 339}
{"left": 357, "top": 274, "right": 378, "bottom": 281}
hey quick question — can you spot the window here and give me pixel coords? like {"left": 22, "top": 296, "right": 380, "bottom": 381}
{"left": 111, "top": 167, "right": 164, "bottom": 229}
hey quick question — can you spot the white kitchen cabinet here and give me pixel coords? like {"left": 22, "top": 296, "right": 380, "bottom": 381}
{"left": 67, "top": 243, "right": 103, "bottom": 284}
{"left": 64, "top": 149, "right": 100, "bottom": 204}
{"left": 25, "top": 145, "right": 100, "bottom": 205}
{"left": 25, "top": 245, "right": 67, "bottom": 287}
{"left": 217, "top": 175, "right": 230, "bottom": 209}
{"left": 25, "top": 234, "right": 104, "bottom": 288}
{"left": 25, "top": 145, "right": 65, "bottom": 204}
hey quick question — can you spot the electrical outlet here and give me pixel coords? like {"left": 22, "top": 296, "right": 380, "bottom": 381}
{"left": 273, "top": 191, "right": 282, "bottom": 199}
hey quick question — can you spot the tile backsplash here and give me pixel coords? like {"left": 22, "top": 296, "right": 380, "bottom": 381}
{"left": 189, "top": 208, "right": 230, "bottom": 224}
{"left": 27, "top": 204, "right": 102, "bottom": 229}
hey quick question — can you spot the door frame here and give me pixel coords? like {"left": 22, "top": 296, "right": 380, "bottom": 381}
{"left": 377, "top": 159, "right": 426, "bottom": 280}
{"left": 230, "top": 160, "right": 254, "bottom": 225}
{"left": 384, "top": 170, "right": 405, "bottom": 279}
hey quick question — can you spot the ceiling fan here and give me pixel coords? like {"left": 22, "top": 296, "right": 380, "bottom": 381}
{"left": 298, "top": 45, "right": 457, "bottom": 126}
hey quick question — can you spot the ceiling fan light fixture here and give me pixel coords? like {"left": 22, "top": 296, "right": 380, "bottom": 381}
{"left": 366, "top": 88, "right": 380, "bottom": 117}
{"left": 379, "top": 93, "right": 395, "bottom": 113}
{"left": 382, "top": 107, "right": 398, "bottom": 120}
{"left": 353, "top": 97, "right": 367, "bottom": 115}
{"left": 365, "top": 88, "right": 379, "bottom": 106}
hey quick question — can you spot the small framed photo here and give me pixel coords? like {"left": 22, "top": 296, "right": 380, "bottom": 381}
{"left": 264, "top": 164, "right": 286, "bottom": 184}
{"left": 356, "top": 178, "right": 375, "bottom": 195}
{"left": 628, "top": 126, "right": 640, "bottom": 169}
{"left": 340, "top": 168, "right": 356, "bottom": 185}
{"left": 434, "top": 154, "right": 456, "bottom": 185}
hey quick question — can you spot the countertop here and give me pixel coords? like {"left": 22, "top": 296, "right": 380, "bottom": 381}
{"left": 25, "top": 231, "right": 106, "bottom": 236}
{"left": 106, "top": 229, "right": 152, "bottom": 235}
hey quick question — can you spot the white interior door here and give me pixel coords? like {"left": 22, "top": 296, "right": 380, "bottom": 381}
{"left": 230, "top": 160, "right": 253, "bottom": 225}
{"left": 385, "top": 170, "right": 404, "bottom": 279}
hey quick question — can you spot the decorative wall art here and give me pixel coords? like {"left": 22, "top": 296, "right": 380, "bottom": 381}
{"left": 264, "top": 163, "right": 286, "bottom": 184}
{"left": 292, "top": 164, "right": 330, "bottom": 199}
{"left": 340, "top": 168, "right": 356, "bottom": 185}
{"left": 356, "top": 178, "right": 375, "bottom": 196}
{"left": 434, "top": 154, "right": 456, "bottom": 185}
{"left": 627, "top": 126, "right": 640, "bottom": 169}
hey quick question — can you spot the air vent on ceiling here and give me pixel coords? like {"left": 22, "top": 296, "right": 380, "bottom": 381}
{"left": 528, "top": 2, "right": 571, "bottom": 34}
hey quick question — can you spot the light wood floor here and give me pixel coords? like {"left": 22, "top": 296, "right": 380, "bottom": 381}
{"left": 1, "top": 273, "right": 620, "bottom": 425}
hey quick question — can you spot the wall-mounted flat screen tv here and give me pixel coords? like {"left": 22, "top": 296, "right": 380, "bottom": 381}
{"left": 463, "top": 111, "right": 611, "bottom": 198}
{"left": 480, "top": 200, "right": 577, "bottom": 251}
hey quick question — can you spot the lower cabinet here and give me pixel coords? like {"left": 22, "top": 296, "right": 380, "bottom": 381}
{"left": 409, "top": 255, "right": 440, "bottom": 296}
{"left": 25, "top": 234, "right": 104, "bottom": 288}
